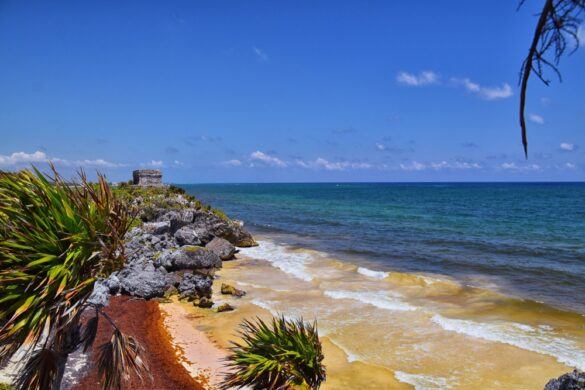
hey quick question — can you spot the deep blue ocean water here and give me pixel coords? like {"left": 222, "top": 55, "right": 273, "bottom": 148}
{"left": 180, "top": 183, "right": 585, "bottom": 313}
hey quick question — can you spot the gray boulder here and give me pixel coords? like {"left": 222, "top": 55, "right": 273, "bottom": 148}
{"left": 117, "top": 262, "right": 170, "bottom": 299}
{"left": 174, "top": 226, "right": 213, "bottom": 246}
{"left": 162, "top": 246, "right": 222, "bottom": 271}
{"left": 88, "top": 281, "right": 110, "bottom": 306}
{"left": 103, "top": 274, "right": 121, "bottom": 294}
{"left": 206, "top": 237, "right": 237, "bottom": 260}
{"left": 177, "top": 272, "right": 213, "bottom": 300}
{"left": 142, "top": 221, "right": 171, "bottom": 235}
{"left": 192, "top": 211, "right": 257, "bottom": 247}
{"left": 161, "top": 209, "right": 195, "bottom": 232}
{"left": 544, "top": 370, "right": 585, "bottom": 390}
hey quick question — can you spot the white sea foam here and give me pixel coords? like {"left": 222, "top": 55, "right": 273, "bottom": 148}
{"left": 357, "top": 266, "right": 390, "bottom": 279}
{"left": 324, "top": 290, "right": 416, "bottom": 311}
{"left": 328, "top": 337, "right": 360, "bottom": 363}
{"left": 394, "top": 371, "right": 452, "bottom": 390}
{"left": 432, "top": 314, "right": 585, "bottom": 370}
{"left": 240, "top": 240, "right": 315, "bottom": 282}
{"left": 250, "top": 299, "right": 279, "bottom": 315}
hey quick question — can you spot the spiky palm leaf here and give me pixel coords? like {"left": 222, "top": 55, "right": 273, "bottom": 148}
{"left": 222, "top": 316, "right": 326, "bottom": 390}
{"left": 0, "top": 165, "right": 141, "bottom": 390}
{"left": 97, "top": 328, "right": 149, "bottom": 390}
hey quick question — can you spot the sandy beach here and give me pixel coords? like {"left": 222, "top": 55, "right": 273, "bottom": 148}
{"left": 162, "top": 242, "right": 585, "bottom": 390}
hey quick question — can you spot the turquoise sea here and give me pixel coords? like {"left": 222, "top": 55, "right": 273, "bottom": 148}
{"left": 181, "top": 182, "right": 585, "bottom": 314}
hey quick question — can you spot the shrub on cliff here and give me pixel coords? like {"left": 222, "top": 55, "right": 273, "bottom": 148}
{"left": 0, "top": 166, "right": 147, "bottom": 390}
{"left": 222, "top": 316, "right": 326, "bottom": 390}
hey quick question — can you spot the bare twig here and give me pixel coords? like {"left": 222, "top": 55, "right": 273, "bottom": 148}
{"left": 519, "top": 0, "right": 584, "bottom": 157}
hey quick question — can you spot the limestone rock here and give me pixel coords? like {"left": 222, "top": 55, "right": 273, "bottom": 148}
{"left": 88, "top": 281, "right": 110, "bottom": 306}
{"left": 195, "top": 297, "right": 214, "bottom": 308}
{"left": 162, "top": 246, "right": 222, "bottom": 271}
{"left": 174, "top": 226, "right": 213, "bottom": 246}
{"left": 117, "top": 262, "right": 170, "bottom": 299}
{"left": 544, "top": 370, "right": 585, "bottom": 390}
{"left": 216, "top": 303, "right": 234, "bottom": 312}
{"left": 161, "top": 209, "right": 195, "bottom": 232}
{"left": 142, "top": 221, "right": 171, "bottom": 235}
{"left": 177, "top": 272, "right": 213, "bottom": 301}
{"left": 221, "top": 283, "right": 246, "bottom": 297}
{"left": 206, "top": 237, "right": 237, "bottom": 260}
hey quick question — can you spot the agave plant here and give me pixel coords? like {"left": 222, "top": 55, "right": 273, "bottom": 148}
{"left": 222, "top": 316, "right": 326, "bottom": 390}
{"left": 0, "top": 165, "right": 147, "bottom": 390}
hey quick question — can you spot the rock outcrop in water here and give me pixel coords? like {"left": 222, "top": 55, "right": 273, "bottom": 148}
{"left": 90, "top": 185, "right": 256, "bottom": 308}
{"left": 544, "top": 371, "right": 585, "bottom": 390}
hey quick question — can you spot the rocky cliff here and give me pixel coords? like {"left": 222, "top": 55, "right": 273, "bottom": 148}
{"left": 90, "top": 185, "right": 256, "bottom": 308}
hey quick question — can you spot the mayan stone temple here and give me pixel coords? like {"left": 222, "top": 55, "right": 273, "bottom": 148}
{"left": 132, "top": 169, "right": 163, "bottom": 186}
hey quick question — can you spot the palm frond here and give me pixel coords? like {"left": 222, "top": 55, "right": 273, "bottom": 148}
{"left": 222, "top": 316, "right": 326, "bottom": 390}
{"left": 13, "top": 349, "right": 64, "bottom": 390}
{"left": 0, "top": 165, "right": 131, "bottom": 389}
{"left": 97, "top": 329, "right": 149, "bottom": 390}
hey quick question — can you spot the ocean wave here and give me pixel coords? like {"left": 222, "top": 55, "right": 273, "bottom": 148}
{"left": 357, "top": 267, "right": 390, "bottom": 279}
{"left": 327, "top": 337, "right": 361, "bottom": 363}
{"left": 431, "top": 314, "right": 585, "bottom": 370}
{"left": 240, "top": 240, "right": 315, "bottom": 282}
{"left": 250, "top": 299, "right": 279, "bottom": 315}
{"left": 324, "top": 290, "right": 416, "bottom": 312}
{"left": 394, "top": 371, "right": 452, "bottom": 390}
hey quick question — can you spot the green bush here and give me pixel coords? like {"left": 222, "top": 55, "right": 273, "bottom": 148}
{"left": 0, "top": 166, "right": 146, "bottom": 390}
{"left": 222, "top": 316, "right": 326, "bottom": 390}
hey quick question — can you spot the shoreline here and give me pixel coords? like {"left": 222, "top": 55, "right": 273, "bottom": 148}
{"left": 170, "top": 237, "right": 585, "bottom": 389}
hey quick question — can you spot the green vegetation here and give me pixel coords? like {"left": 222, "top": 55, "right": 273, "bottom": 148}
{"left": 0, "top": 383, "right": 15, "bottom": 390}
{"left": 0, "top": 166, "right": 147, "bottom": 390}
{"left": 222, "top": 316, "right": 326, "bottom": 390}
{"left": 112, "top": 183, "right": 230, "bottom": 222}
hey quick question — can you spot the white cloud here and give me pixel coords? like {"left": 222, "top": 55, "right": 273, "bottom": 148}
{"left": 294, "top": 159, "right": 311, "bottom": 168}
{"left": 560, "top": 143, "right": 575, "bottom": 151}
{"left": 455, "top": 78, "right": 513, "bottom": 100}
{"left": 250, "top": 151, "right": 286, "bottom": 168}
{"left": 500, "top": 162, "right": 517, "bottom": 170}
{"left": 314, "top": 158, "right": 371, "bottom": 171}
{"left": 396, "top": 71, "right": 438, "bottom": 86}
{"left": 141, "top": 160, "right": 164, "bottom": 168}
{"left": 376, "top": 143, "right": 386, "bottom": 151}
{"left": 528, "top": 113, "right": 544, "bottom": 124}
{"left": 71, "top": 159, "right": 125, "bottom": 168}
{"left": 0, "top": 150, "right": 125, "bottom": 169}
{"left": 399, "top": 161, "right": 427, "bottom": 171}
{"left": 253, "top": 47, "right": 268, "bottom": 62}
{"left": 173, "top": 160, "right": 184, "bottom": 166}
{"left": 0, "top": 150, "right": 48, "bottom": 166}
{"left": 565, "top": 162, "right": 577, "bottom": 169}
{"left": 500, "top": 162, "right": 541, "bottom": 171}
{"left": 223, "top": 159, "right": 242, "bottom": 167}
{"left": 400, "top": 160, "right": 481, "bottom": 171}
{"left": 293, "top": 158, "right": 371, "bottom": 171}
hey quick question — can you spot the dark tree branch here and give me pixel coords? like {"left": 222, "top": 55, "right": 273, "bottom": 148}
{"left": 519, "top": 0, "right": 584, "bottom": 157}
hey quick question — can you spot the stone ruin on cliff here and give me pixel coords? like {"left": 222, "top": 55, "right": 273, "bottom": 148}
{"left": 132, "top": 169, "right": 163, "bottom": 186}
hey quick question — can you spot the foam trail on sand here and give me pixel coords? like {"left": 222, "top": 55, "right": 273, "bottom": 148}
{"left": 324, "top": 290, "right": 416, "bottom": 311}
{"left": 240, "top": 240, "right": 314, "bottom": 282}
{"left": 357, "top": 266, "right": 390, "bottom": 279}
{"left": 394, "top": 371, "right": 452, "bottom": 389}
{"left": 327, "top": 337, "right": 361, "bottom": 363}
{"left": 432, "top": 314, "right": 585, "bottom": 370}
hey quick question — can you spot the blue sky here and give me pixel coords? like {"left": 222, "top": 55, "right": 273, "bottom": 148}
{"left": 0, "top": 1, "right": 583, "bottom": 182}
